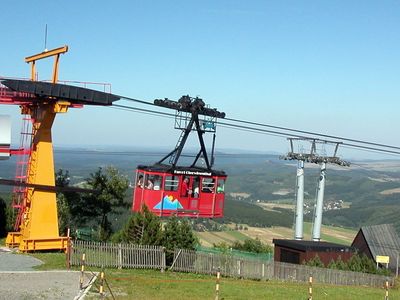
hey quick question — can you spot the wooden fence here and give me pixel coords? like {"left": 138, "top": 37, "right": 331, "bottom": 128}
{"left": 273, "top": 261, "right": 394, "bottom": 287}
{"left": 170, "top": 249, "right": 273, "bottom": 280}
{"left": 69, "top": 241, "right": 394, "bottom": 288}
{"left": 70, "top": 240, "right": 166, "bottom": 271}
{"left": 171, "top": 249, "right": 394, "bottom": 288}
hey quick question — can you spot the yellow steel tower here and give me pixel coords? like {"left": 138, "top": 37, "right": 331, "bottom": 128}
{"left": 6, "top": 46, "right": 70, "bottom": 251}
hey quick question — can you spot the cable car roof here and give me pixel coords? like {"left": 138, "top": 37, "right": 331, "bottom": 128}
{"left": 136, "top": 163, "right": 226, "bottom": 177}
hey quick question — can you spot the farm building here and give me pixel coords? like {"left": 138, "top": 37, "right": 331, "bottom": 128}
{"left": 351, "top": 224, "right": 400, "bottom": 271}
{"left": 273, "top": 239, "right": 354, "bottom": 266}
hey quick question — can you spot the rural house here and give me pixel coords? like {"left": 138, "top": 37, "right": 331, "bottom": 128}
{"left": 351, "top": 224, "right": 400, "bottom": 271}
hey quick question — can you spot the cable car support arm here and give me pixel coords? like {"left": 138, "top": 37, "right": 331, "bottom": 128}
{"left": 154, "top": 96, "right": 225, "bottom": 170}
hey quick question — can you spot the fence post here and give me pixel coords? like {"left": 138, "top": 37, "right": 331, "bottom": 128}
{"left": 384, "top": 280, "right": 389, "bottom": 300}
{"left": 65, "top": 228, "right": 71, "bottom": 270}
{"left": 118, "top": 243, "right": 122, "bottom": 269}
{"left": 215, "top": 267, "right": 221, "bottom": 300}
{"left": 161, "top": 247, "right": 166, "bottom": 273}
{"left": 262, "top": 263, "right": 265, "bottom": 280}
{"left": 237, "top": 260, "right": 242, "bottom": 277}
{"left": 99, "top": 268, "right": 105, "bottom": 299}
{"left": 308, "top": 274, "right": 313, "bottom": 300}
{"left": 209, "top": 253, "right": 213, "bottom": 274}
{"left": 79, "top": 253, "right": 86, "bottom": 290}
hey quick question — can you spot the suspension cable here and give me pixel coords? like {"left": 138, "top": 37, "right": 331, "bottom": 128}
{"left": 224, "top": 116, "right": 400, "bottom": 151}
{"left": 110, "top": 100, "right": 400, "bottom": 156}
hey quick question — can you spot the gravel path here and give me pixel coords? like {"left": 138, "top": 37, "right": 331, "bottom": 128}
{"left": 0, "top": 248, "right": 96, "bottom": 300}
{"left": 0, "top": 249, "right": 43, "bottom": 271}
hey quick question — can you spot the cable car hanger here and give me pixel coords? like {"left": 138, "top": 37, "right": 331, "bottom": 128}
{"left": 154, "top": 95, "right": 226, "bottom": 171}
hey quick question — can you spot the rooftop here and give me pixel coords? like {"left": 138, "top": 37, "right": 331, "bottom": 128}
{"left": 353, "top": 224, "right": 400, "bottom": 269}
{"left": 273, "top": 239, "right": 354, "bottom": 252}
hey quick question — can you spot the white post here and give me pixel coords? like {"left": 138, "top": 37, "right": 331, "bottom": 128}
{"left": 118, "top": 243, "right": 122, "bottom": 269}
{"left": 295, "top": 160, "right": 305, "bottom": 240}
{"left": 0, "top": 115, "right": 11, "bottom": 160}
{"left": 312, "top": 162, "right": 326, "bottom": 241}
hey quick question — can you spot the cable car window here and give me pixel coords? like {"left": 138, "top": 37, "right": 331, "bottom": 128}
{"left": 144, "top": 174, "right": 154, "bottom": 190}
{"left": 193, "top": 177, "right": 200, "bottom": 198}
{"left": 180, "top": 177, "right": 190, "bottom": 197}
{"left": 202, "top": 178, "right": 215, "bottom": 193}
{"left": 146, "top": 174, "right": 162, "bottom": 190}
{"left": 165, "top": 175, "right": 179, "bottom": 191}
{"left": 217, "top": 179, "right": 225, "bottom": 193}
{"left": 136, "top": 173, "right": 144, "bottom": 189}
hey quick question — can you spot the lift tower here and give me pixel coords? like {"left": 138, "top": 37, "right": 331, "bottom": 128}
{"left": 1, "top": 46, "right": 120, "bottom": 251}
{"left": 282, "top": 138, "right": 350, "bottom": 241}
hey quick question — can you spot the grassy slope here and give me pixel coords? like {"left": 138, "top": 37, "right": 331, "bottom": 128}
{"left": 27, "top": 253, "right": 399, "bottom": 300}
{"left": 106, "top": 269, "right": 396, "bottom": 300}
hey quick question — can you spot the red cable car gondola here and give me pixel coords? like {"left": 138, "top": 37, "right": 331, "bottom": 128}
{"left": 132, "top": 96, "right": 227, "bottom": 218}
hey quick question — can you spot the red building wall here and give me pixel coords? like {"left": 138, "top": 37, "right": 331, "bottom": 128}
{"left": 275, "top": 245, "right": 353, "bottom": 266}
{"left": 304, "top": 250, "right": 353, "bottom": 266}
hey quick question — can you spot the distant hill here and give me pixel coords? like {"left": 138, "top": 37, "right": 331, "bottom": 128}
{"left": 1, "top": 147, "right": 400, "bottom": 233}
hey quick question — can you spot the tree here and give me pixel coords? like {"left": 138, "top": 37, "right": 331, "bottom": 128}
{"left": 347, "top": 252, "right": 363, "bottom": 272}
{"left": 0, "top": 197, "right": 7, "bottom": 237}
{"left": 163, "top": 216, "right": 198, "bottom": 264}
{"left": 56, "top": 167, "right": 129, "bottom": 241}
{"left": 327, "top": 259, "right": 337, "bottom": 269}
{"left": 118, "top": 205, "right": 163, "bottom": 245}
{"left": 305, "top": 255, "right": 324, "bottom": 268}
{"left": 0, "top": 196, "right": 16, "bottom": 237}
{"left": 335, "top": 256, "right": 347, "bottom": 270}
{"left": 83, "top": 167, "right": 129, "bottom": 241}
{"left": 55, "top": 169, "right": 77, "bottom": 232}
{"left": 360, "top": 253, "right": 377, "bottom": 273}
{"left": 57, "top": 193, "right": 71, "bottom": 236}
{"left": 163, "top": 216, "right": 197, "bottom": 251}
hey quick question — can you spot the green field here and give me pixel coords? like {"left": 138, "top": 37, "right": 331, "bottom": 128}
{"left": 196, "top": 230, "right": 249, "bottom": 247}
{"left": 196, "top": 222, "right": 357, "bottom": 248}
{"left": 24, "top": 252, "right": 397, "bottom": 299}
{"left": 93, "top": 268, "right": 398, "bottom": 300}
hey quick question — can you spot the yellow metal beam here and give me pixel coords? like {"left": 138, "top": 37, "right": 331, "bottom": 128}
{"left": 25, "top": 45, "right": 68, "bottom": 82}
{"left": 25, "top": 45, "right": 68, "bottom": 63}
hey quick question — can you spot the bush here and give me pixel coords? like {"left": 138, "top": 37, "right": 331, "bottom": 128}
{"left": 0, "top": 197, "right": 7, "bottom": 237}
{"left": 231, "top": 238, "right": 272, "bottom": 254}
{"left": 304, "top": 255, "right": 324, "bottom": 268}
{"left": 306, "top": 252, "right": 392, "bottom": 275}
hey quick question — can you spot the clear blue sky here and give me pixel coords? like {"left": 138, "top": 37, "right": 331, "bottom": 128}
{"left": 1, "top": 1, "right": 399, "bottom": 159}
